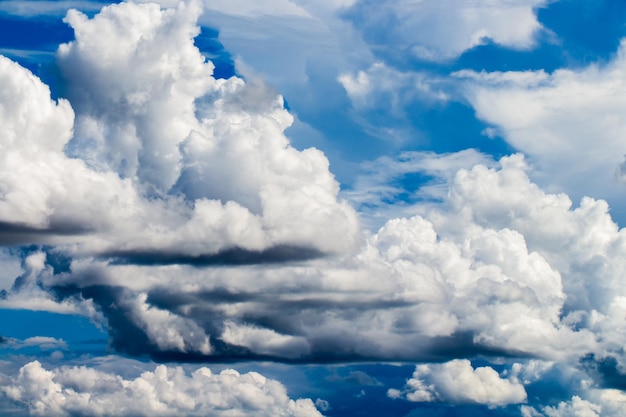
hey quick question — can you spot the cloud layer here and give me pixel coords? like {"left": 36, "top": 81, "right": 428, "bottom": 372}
{"left": 3, "top": 1, "right": 626, "bottom": 415}
{"left": 1, "top": 361, "right": 321, "bottom": 417}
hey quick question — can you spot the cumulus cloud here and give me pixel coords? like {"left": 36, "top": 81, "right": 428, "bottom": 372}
{"left": 388, "top": 359, "right": 527, "bottom": 406}
{"left": 22, "top": 154, "right": 624, "bottom": 364}
{"left": 455, "top": 40, "right": 626, "bottom": 224}
{"left": 0, "top": 0, "right": 358, "bottom": 257}
{"left": 0, "top": 360, "right": 323, "bottom": 417}
{"left": 6, "top": 2, "right": 626, "bottom": 412}
{"left": 522, "top": 396, "right": 601, "bottom": 417}
{"left": 519, "top": 384, "right": 626, "bottom": 417}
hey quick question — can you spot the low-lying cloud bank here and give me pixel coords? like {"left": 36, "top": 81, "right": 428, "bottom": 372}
{"left": 1, "top": 360, "right": 321, "bottom": 417}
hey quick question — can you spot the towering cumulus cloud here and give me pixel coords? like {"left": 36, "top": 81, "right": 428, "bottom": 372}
{"left": 0, "top": 0, "right": 358, "bottom": 258}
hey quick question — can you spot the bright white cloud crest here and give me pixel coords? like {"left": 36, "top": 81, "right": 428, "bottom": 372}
{"left": 388, "top": 359, "right": 527, "bottom": 406}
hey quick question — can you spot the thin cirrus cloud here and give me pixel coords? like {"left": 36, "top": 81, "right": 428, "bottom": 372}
{"left": 2, "top": 0, "right": 626, "bottom": 416}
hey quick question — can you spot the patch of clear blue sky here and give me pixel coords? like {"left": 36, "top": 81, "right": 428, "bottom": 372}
{"left": 0, "top": 309, "right": 108, "bottom": 358}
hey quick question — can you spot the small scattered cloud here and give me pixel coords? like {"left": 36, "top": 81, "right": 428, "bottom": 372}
{"left": 389, "top": 359, "right": 527, "bottom": 406}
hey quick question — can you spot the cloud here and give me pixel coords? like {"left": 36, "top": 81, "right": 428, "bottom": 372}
{"left": 522, "top": 396, "right": 601, "bottom": 417}
{"left": 338, "top": 62, "right": 448, "bottom": 111}
{"left": 343, "top": 0, "right": 548, "bottom": 62}
{"left": 342, "top": 149, "right": 494, "bottom": 229}
{"left": 20, "top": 154, "right": 615, "bottom": 363}
{"left": 0, "top": 336, "right": 67, "bottom": 352}
{"left": 455, "top": 39, "right": 626, "bottom": 224}
{"left": 388, "top": 359, "right": 527, "bottom": 406}
{"left": 199, "top": 0, "right": 311, "bottom": 17}
{"left": 0, "top": 1, "right": 105, "bottom": 17}
{"left": 0, "top": 0, "right": 359, "bottom": 257}
{"left": 0, "top": 360, "right": 323, "bottom": 417}
{"left": 5, "top": 5, "right": 626, "bottom": 413}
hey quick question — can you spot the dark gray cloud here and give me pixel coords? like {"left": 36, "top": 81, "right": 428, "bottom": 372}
{"left": 105, "top": 245, "right": 325, "bottom": 267}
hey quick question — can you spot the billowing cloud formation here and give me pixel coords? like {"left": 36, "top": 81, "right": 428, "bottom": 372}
{"left": 0, "top": 0, "right": 358, "bottom": 259}
{"left": 343, "top": 0, "right": 547, "bottom": 61}
{"left": 1, "top": 361, "right": 322, "bottom": 417}
{"left": 456, "top": 40, "right": 626, "bottom": 223}
{"left": 388, "top": 359, "right": 527, "bottom": 406}
{"left": 13, "top": 153, "right": 621, "bottom": 367}
{"left": 4, "top": 1, "right": 626, "bottom": 414}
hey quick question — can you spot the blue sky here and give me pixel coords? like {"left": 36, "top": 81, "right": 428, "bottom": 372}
{"left": 2, "top": 0, "right": 626, "bottom": 416}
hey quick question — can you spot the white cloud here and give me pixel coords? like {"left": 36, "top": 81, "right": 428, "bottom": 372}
{"left": 0, "top": 336, "right": 68, "bottom": 352}
{"left": 521, "top": 386, "right": 626, "bottom": 417}
{"left": 0, "top": 0, "right": 359, "bottom": 256}
{"left": 28, "top": 154, "right": 613, "bottom": 362}
{"left": 0, "top": 360, "right": 323, "bottom": 417}
{"left": 342, "top": 149, "right": 494, "bottom": 229}
{"left": 0, "top": 1, "right": 104, "bottom": 16}
{"left": 202, "top": 0, "right": 310, "bottom": 17}
{"left": 221, "top": 321, "right": 311, "bottom": 359}
{"left": 456, "top": 40, "right": 626, "bottom": 224}
{"left": 344, "top": 0, "right": 548, "bottom": 61}
{"left": 525, "top": 396, "right": 601, "bottom": 417}
{"left": 389, "top": 359, "right": 527, "bottom": 406}
{"left": 5, "top": 4, "right": 626, "bottom": 407}
{"left": 338, "top": 62, "right": 448, "bottom": 111}
{"left": 0, "top": 249, "right": 21, "bottom": 292}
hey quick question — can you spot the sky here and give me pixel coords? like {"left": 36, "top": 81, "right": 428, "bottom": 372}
{"left": 1, "top": 0, "right": 626, "bottom": 416}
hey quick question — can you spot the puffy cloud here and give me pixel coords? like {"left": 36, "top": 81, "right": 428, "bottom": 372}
{"left": 523, "top": 396, "right": 601, "bottom": 417}
{"left": 1, "top": 360, "right": 323, "bottom": 417}
{"left": 455, "top": 39, "right": 626, "bottom": 224}
{"left": 343, "top": 0, "right": 548, "bottom": 62}
{"left": 6, "top": 5, "right": 626, "bottom": 411}
{"left": 6, "top": 141, "right": 626, "bottom": 369}
{"left": 520, "top": 386, "right": 626, "bottom": 417}
{"left": 24, "top": 154, "right": 607, "bottom": 362}
{"left": 0, "top": 0, "right": 358, "bottom": 257}
{"left": 388, "top": 359, "right": 527, "bottom": 406}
